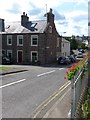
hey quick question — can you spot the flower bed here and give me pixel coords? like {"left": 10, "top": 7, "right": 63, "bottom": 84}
{"left": 64, "top": 54, "right": 88, "bottom": 80}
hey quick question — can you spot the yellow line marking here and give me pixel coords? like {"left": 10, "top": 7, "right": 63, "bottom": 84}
{"left": 43, "top": 87, "right": 71, "bottom": 118}
{"left": 32, "top": 81, "right": 71, "bottom": 118}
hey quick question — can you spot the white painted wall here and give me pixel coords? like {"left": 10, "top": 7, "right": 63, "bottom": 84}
{"left": 61, "top": 37, "right": 70, "bottom": 57}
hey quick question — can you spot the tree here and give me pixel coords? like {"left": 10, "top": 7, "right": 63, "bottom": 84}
{"left": 70, "top": 35, "right": 78, "bottom": 50}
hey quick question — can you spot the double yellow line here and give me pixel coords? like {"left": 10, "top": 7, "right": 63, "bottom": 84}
{"left": 31, "top": 81, "right": 71, "bottom": 118}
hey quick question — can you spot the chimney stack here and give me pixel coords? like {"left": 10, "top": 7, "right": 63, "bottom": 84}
{"left": 21, "top": 12, "right": 29, "bottom": 26}
{"left": 47, "top": 8, "right": 54, "bottom": 23}
{"left": 0, "top": 19, "right": 5, "bottom": 32}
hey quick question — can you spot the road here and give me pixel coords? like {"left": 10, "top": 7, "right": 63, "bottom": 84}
{"left": 1, "top": 65, "right": 71, "bottom": 118}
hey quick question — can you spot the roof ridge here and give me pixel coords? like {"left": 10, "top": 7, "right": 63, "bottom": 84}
{"left": 6, "top": 20, "right": 47, "bottom": 24}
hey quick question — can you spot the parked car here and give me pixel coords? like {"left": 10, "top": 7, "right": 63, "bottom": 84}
{"left": 78, "top": 48, "right": 85, "bottom": 53}
{"left": 57, "top": 56, "right": 63, "bottom": 64}
{"left": 68, "top": 55, "right": 76, "bottom": 63}
{"left": 76, "top": 52, "right": 84, "bottom": 62}
{"left": 2, "top": 56, "right": 13, "bottom": 65}
{"left": 58, "top": 56, "right": 71, "bottom": 65}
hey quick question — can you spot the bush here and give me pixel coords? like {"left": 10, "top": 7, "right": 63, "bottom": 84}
{"left": 82, "top": 87, "right": 90, "bottom": 119}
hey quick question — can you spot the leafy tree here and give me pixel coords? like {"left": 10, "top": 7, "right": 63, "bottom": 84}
{"left": 70, "top": 35, "right": 78, "bottom": 50}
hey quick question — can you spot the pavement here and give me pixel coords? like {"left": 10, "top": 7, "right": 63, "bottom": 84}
{"left": 0, "top": 65, "right": 71, "bottom": 119}
{"left": 43, "top": 89, "right": 71, "bottom": 118}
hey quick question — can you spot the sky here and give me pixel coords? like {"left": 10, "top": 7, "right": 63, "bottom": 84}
{"left": 0, "top": 0, "right": 89, "bottom": 36}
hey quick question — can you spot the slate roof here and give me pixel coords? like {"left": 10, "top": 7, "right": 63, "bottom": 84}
{"left": 62, "top": 37, "right": 70, "bottom": 43}
{"left": 5, "top": 20, "right": 47, "bottom": 34}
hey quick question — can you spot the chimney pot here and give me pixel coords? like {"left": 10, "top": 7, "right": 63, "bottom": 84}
{"left": 50, "top": 8, "right": 52, "bottom": 13}
{"left": 47, "top": 8, "right": 54, "bottom": 23}
{"left": 23, "top": 12, "right": 25, "bottom": 15}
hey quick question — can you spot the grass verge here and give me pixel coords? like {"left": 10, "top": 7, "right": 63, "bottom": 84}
{"left": 0, "top": 66, "right": 12, "bottom": 70}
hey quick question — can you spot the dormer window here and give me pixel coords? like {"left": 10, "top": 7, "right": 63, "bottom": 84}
{"left": 49, "top": 26, "right": 52, "bottom": 33}
{"left": 7, "top": 35, "right": 12, "bottom": 45}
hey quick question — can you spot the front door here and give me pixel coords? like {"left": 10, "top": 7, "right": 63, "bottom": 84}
{"left": 17, "top": 50, "right": 23, "bottom": 63}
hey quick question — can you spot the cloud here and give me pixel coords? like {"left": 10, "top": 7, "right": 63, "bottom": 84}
{"left": 58, "top": 21, "right": 68, "bottom": 26}
{"left": 0, "top": 0, "right": 88, "bottom": 36}
{"left": 73, "top": 14, "right": 88, "bottom": 22}
{"left": 74, "top": 26, "right": 82, "bottom": 35}
{"left": 28, "top": 8, "right": 42, "bottom": 16}
{"left": 54, "top": 10, "right": 66, "bottom": 20}
{"left": 72, "top": 12, "right": 88, "bottom": 22}
{"left": 6, "top": 2, "right": 21, "bottom": 14}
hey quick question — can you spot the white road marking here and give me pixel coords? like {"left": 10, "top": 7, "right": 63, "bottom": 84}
{"left": 0, "top": 79, "right": 26, "bottom": 89}
{"left": 37, "top": 70, "right": 56, "bottom": 77}
{"left": 59, "top": 68, "right": 65, "bottom": 70}
{"left": 0, "top": 67, "right": 65, "bottom": 88}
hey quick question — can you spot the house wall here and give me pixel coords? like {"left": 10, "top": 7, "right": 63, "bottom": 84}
{"left": 2, "top": 33, "right": 48, "bottom": 65}
{"left": 2, "top": 30, "right": 60, "bottom": 65}
{"left": 2, "top": 9, "right": 61, "bottom": 65}
{"left": 44, "top": 23, "right": 61, "bottom": 64}
{"left": 61, "top": 37, "right": 70, "bottom": 57}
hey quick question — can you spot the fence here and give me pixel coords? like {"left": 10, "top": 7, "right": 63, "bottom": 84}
{"left": 70, "top": 59, "right": 88, "bottom": 119}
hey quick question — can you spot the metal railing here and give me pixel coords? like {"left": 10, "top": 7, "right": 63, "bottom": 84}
{"left": 70, "top": 60, "right": 88, "bottom": 119}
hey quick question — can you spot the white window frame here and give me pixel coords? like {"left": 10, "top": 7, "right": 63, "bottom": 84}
{"left": 31, "top": 35, "right": 38, "bottom": 46}
{"left": 31, "top": 51, "right": 38, "bottom": 62}
{"left": 7, "top": 50, "right": 12, "bottom": 59}
{"left": 17, "top": 35, "right": 23, "bottom": 46}
{"left": 49, "top": 26, "right": 52, "bottom": 33}
{"left": 7, "top": 35, "right": 12, "bottom": 45}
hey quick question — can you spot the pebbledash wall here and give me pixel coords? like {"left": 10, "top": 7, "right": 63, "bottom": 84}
{"left": 2, "top": 9, "right": 62, "bottom": 65}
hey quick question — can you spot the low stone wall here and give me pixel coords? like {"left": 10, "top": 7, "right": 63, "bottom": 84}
{"left": 74, "top": 86, "right": 88, "bottom": 119}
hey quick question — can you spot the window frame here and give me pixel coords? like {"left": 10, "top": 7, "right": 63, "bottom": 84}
{"left": 49, "top": 26, "right": 52, "bottom": 33}
{"left": 7, "top": 35, "right": 12, "bottom": 45}
{"left": 17, "top": 35, "right": 23, "bottom": 46}
{"left": 31, "top": 51, "right": 38, "bottom": 62}
{"left": 31, "top": 35, "right": 38, "bottom": 46}
{"left": 7, "top": 50, "right": 12, "bottom": 59}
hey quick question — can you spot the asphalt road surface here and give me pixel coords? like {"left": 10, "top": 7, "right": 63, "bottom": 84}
{"left": 1, "top": 65, "right": 70, "bottom": 118}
